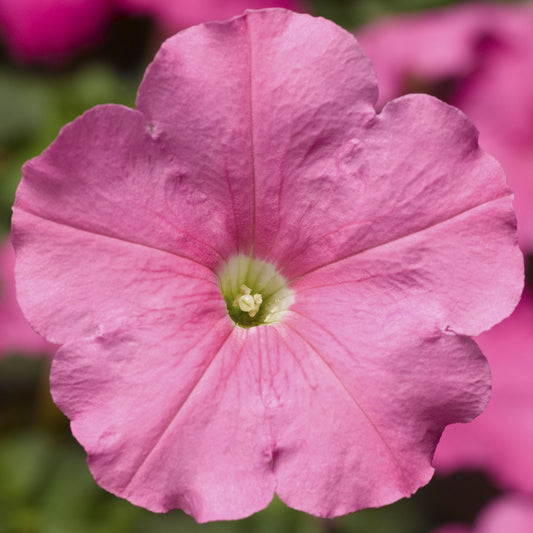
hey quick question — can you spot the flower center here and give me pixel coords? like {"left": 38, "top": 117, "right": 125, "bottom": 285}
{"left": 218, "top": 255, "right": 294, "bottom": 328}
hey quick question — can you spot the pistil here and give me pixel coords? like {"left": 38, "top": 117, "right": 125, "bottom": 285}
{"left": 218, "top": 254, "right": 294, "bottom": 328}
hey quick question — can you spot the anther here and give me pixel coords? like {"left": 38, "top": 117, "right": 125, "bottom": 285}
{"left": 232, "top": 284, "right": 263, "bottom": 317}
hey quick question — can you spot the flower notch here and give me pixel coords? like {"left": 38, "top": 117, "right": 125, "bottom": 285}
{"left": 218, "top": 255, "right": 294, "bottom": 328}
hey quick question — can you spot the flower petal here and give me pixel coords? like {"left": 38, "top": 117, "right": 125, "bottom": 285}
{"left": 12, "top": 208, "right": 221, "bottom": 345}
{"left": 264, "top": 309, "right": 489, "bottom": 516}
{"left": 15, "top": 104, "right": 236, "bottom": 271}
{"left": 284, "top": 95, "right": 522, "bottom": 335}
{"left": 137, "top": 9, "right": 378, "bottom": 256}
{"left": 51, "top": 323, "right": 275, "bottom": 521}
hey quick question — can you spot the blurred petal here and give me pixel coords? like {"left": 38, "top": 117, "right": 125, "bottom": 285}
{"left": 0, "top": 0, "right": 114, "bottom": 64}
{"left": 435, "top": 290, "right": 533, "bottom": 493}
{"left": 0, "top": 239, "right": 56, "bottom": 356}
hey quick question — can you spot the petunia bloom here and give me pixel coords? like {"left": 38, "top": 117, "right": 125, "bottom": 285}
{"left": 432, "top": 495, "right": 533, "bottom": 533}
{"left": 12, "top": 9, "right": 522, "bottom": 522}
{"left": 0, "top": 239, "right": 56, "bottom": 357}
{"left": 0, "top": 0, "right": 115, "bottom": 64}
{"left": 433, "top": 289, "right": 533, "bottom": 493}
{"left": 357, "top": 1, "right": 533, "bottom": 252}
{"left": 117, "top": 0, "right": 305, "bottom": 32}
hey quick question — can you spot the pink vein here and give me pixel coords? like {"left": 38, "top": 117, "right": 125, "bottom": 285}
{"left": 16, "top": 208, "right": 218, "bottom": 281}
{"left": 263, "top": 165, "right": 287, "bottom": 265}
{"left": 135, "top": 266, "right": 219, "bottom": 289}
{"left": 122, "top": 317, "right": 234, "bottom": 492}
{"left": 273, "top": 326, "right": 317, "bottom": 393}
{"left": 223, "top": 163, "right": 241, "bottom": 252}
{"left": 286, "top": 193, "right": 512, "bottom": 284}
{"left": 280, "top": 216, "right": 375, "bottom": 275}
{"left": 246, "top": 17, "right": 258, "bottom": 252}
{"left": 294, "top": 268, "right": 413, "bottom": 294}
{"left": 254, "top": 327, "right": 280, "bottom": 472}
{"left": 146, "top": 207, "right": 227, "bottom": 262}
{"left": 284, "top": 318, "right": 411, "bottom": 491}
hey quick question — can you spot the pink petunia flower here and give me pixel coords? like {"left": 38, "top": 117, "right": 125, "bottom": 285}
{"left": 117, "top": 0, "right": 305, "bottom": 32}
{"left": 11, "top": 9, "right": 522, "bottom": 522}
{"left": 0, "top": 239, "right": 56, "bottom": 357}
{"left": 0, "top": 0, "right": 115, "bottom": 64}
{"left": 433, "top": 289, "right": 533, "bottom": 493}
{"left": 357, "top": 1, "right": 533, "bottom": 252}
{"left": 432, "top": 495, "right": 533, "bottom": 533}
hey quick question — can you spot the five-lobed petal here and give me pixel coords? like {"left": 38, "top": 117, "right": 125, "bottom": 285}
{"left": 11, "top": 9, "right": 523, "bottom": 522}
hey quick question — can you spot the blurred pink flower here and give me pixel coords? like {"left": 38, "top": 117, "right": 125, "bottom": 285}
{"left": 432, "top": 495, "right": 533, "bottom": 533}
{"left": 0, "top": 239, "right": 56, "bottom": 356}
{"left": 434, "top": 290, "right": 533, "bottom": 493}
{"left": 117, "top": 0, "right": 305, "bottom": 32}
{"left": 12, "top": 9, "right": 522, "bottom": 522}
{"left": 0, "top": 0, "right": 115, "bottom": 64}
{"left": 357, "top": 2, "right": 533, "bottom": 252}
{"left": 473, "top": 496, "right": 533, "bottom": 533}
